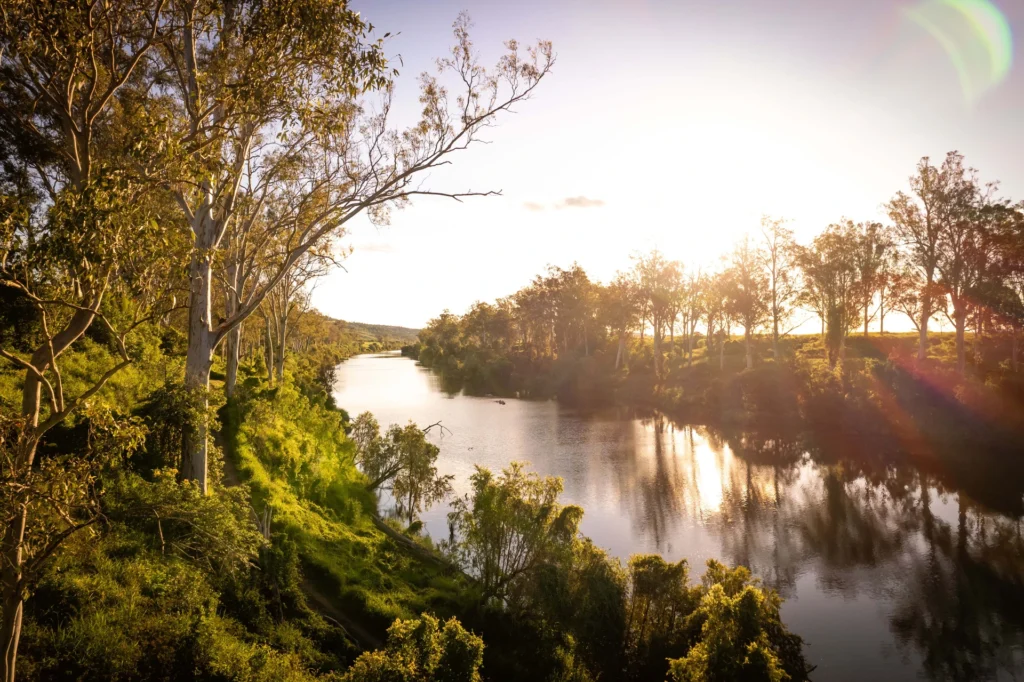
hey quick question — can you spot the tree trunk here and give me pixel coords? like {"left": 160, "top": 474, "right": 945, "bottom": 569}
{"left": 184, "top": 248, "right": 217, "bottom": 494}
{"left": 918, "top": 270, "right": 933, "bottom": 361}
{"left": 1, "top": 580, "right": 24, "bottom": 682}
{"left": 719, "top": 330, "right": 726, "bottom": 371}
{"left": 687, "top": 325, "right": 694, "bottom": 367}
{"left": 225, "top": 325, "right": 240, "bottom": 399}
{"left": 615, "top": 332, "right": 625, "bottom": 370}
{"left": 264, "top": 316, "right": 275, "bottom": 386}
{"left": 879, "top": 299, "right": 885, "bottom": 335}
{"left": 744, "top": 325, "right": 752, "bottom": 370}
{"left": 954, "top": 306, "right": 967, "bottom": 374}
{"left": 275, "top": 312, "right": 287, "bottom": 383}
{"left": 0, "top": 487, "right": 29, "bottom": 682}
{"left": 653, "top": 319, "right": 663, "bottom": 379}
{"left": 772, "top": 315, "right": 779, "bottom": 360}
{"left": 224, "top": 262, "right": 241, "bottom": 398}
{"left": 864, "top": 303, "right": 869, "bottom": 337}
{"left": 707, "top": 319, "right": 714, "bottom": 364}
{"left": 1013, "top": 326, "right": 1019, "bottom": 373}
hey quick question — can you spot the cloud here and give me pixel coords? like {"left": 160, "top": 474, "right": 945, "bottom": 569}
{"left": 522, "top": 201, "right": 545, "bottom": 211}
{"left": 557, "top": 196, "right": 605, "bottom": 209}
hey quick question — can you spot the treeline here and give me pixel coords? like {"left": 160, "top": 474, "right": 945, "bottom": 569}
{"left": 408, "top": 153, "right": 1024, "bottom": 432}
{"left": 414, "top": 151, "right": 1024, "bottom": 382}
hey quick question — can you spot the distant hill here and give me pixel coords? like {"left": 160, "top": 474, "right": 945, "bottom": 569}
{"left": 336, "top": 320, "right": 420, "bottom": 344}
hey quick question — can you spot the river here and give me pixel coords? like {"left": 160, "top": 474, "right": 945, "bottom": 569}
{"left": 333, "top": 351, "right": 1024, "bottom": 681}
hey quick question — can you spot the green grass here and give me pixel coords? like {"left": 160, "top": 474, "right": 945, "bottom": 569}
{"left": 222, "top": 382, "right": 467, "bottom": 641}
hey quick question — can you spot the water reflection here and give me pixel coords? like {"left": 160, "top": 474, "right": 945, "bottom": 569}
{"left": 335, "top": 353, "right": 1024, "bottom": 681}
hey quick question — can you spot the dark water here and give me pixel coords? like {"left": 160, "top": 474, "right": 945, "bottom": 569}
{"left": 333, "top": 352, "right": 1024, "bottom": 682}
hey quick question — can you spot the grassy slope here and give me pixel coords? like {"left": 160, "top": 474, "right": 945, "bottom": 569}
{"left": 221, "top": 385, "right": 466, "bottom": 644}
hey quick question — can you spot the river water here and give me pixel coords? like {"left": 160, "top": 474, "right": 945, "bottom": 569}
{"left": 333, "top": 351, "right": 1024, "bottom": 681}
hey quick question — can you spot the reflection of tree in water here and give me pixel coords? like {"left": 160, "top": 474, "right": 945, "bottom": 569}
{"left": 639, "top": 417, "right": 686, "bottom": 548}
{"left": 710, "top": 427, "right": 1024, "bottom": 680}
{"left": 889, "top": 493, "right": 1024, "bottom": 681}
{"left": 711, "top": 430, "right": 807, "bottom": 595}
{"left": 606, "top": 415, "right": 687, "bottom": 550}
{"left": 796, "top": 466, "right": 915, "bottom": 596}
{"left": 598, "top": 414, "right": 1024, "bottom": 680}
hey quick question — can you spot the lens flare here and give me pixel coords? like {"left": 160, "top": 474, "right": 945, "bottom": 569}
{"left": 904, "top": 0, "right": 1013, "bottom": 102}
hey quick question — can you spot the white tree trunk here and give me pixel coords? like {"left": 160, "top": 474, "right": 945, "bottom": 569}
{"left": 264, "top": 315, "right": 275, "bottom": 385}
{"left": 225, "top": 325, "right": 240, "bottom": 399}
{"left": 275, "top": 310, "right": 288, "bottom": 383}
{"left": 184, "top": 244, "right": 217, "bottom": 494}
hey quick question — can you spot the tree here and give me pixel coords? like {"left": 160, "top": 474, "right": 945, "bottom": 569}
{"left": 887, "top": 152, "right": 969, "bottom": 361}
{"left": 724, "top": 236, "right": 769, "bottom": 370}
{"left": 668, "top": 584, "right": 790, "bottom": 682}
{"left": 928, "top": 156, "right": 990, "bottom": 373}
{"left": 873, "top": 227, "right": 901, "bottom": 335}
{"left": 445, "top": 462, "right": 583, "bottom": 603}
{"left": 263, "top": 244, "right": 336, "bottom": 385}
{"left": 760, "top": 216, "right": 798, "bottom": 359}
{"left": 0, "top": 2, "right": 182, "bottom": 677}
{"left": 351, "top": 413, "right": 453, "bottom": 523}
{"left": 624, "top": 554, "right": 693, "bottom": 651}
{"left": 852, "top": 221, "right": 888, "bottom": 337}
{"left": 341, "top": 613, "right": 485, "bottom": 682}
{"left": 680, "top": 269, "right": 706, "bottom": 366}
{"left": 985, "top": 202, "right": 1024, "bottom": 371}
{"left": 547, "top": 264, "right": 597, "bottom": 357}
{"left": 796, "top": 221, "right": 863, "bottom": 368}
{"left": 393, "top": 431, "right": 453, "bottom": 526}
{"left": 157, "top": 8, "right": 553, "bottom": 492}
{"left": 633, "top": 250, "right": 682, "bottom": 378}
{"left": 703, "top": 271, "right": 731, "bottom": 371}
{"left": 600, "top": 274, "right": 639, "bottom": 371}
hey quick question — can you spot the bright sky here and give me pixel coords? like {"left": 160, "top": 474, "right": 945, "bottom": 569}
{"left": 312, "top": 0, "right": 1023, "bottom": 330}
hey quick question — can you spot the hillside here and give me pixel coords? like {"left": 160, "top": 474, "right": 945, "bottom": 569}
{"left": 335, "top": 320, "right": 420, "bottom": 345}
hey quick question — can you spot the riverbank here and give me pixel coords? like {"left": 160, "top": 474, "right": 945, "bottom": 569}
{"left": 404, "top": 331, "right": 1024, "bottom": 464}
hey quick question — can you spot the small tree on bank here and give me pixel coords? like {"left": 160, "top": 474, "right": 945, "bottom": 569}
{"left": 724, "top": 235, "right": 770, "bottom": 370}
{"left": 796, "top": 221, "right": 863, "bottom": 368}
{"left": 352, "top": 413, "right": 453, "bottom": 524}
{"left": 760, "top": 216, "right": 798, "bottom": 360}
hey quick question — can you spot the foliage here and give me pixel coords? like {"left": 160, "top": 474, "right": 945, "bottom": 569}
{"left": 351, "top": 412, "right": 454, "bottom": 523}
{"left": 340, "top": 613, "right": 484, "bottom": 682}
{"left": 445, "top": 463, "right": 583, "bottom": 603}
{"left": 668, "top": 584, "right": 790, "bottom": 682}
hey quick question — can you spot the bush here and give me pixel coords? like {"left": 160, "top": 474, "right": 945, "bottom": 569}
{"left": 340, "top": 613, "right": 485, "bottom": 682}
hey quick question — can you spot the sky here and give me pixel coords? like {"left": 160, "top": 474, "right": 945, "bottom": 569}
{"left": 311, "top": 0, "right": 1024, "bottom": 330}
